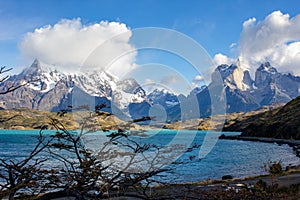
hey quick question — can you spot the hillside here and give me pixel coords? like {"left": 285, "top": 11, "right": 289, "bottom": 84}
{"left": 0, "top": 108, "right": 142, "bottom": 131}
{"left": 224, "top": 96, "right": 300, "bottom": 139}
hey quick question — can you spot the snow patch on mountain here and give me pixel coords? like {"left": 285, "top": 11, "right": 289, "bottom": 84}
{"left": 147, "top": 89, "right": 179, "bottom": 108}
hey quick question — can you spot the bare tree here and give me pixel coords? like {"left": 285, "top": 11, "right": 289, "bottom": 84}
{"left": 0, "top": 66, "right": 30, "bottom": 95}
{"left": 0, "top": 66, "right": 49, "bottom": 199}
{"left": 40, "top": 105, "right": 172, "bottom": 199}
{"left": 0, "top": 131, "right": 54, "bottom": 199}
{"left": 0, "top": 66, "right": 185, "bottom": 199}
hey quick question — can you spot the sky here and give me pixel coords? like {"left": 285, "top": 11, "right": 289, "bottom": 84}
{"left": 1, "top": 0, "right": 300, "bottom": 94}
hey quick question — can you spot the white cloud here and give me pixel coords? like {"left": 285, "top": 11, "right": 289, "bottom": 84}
{"left": 191, "top": 75, "right": 205, "bottom": 88}
{"left": 213, "top": 53, "right": 235, "bottom": 66}
{"left": 192, "top": 75, "right": 204, "bottom": 82}
{"left": 229, "top": 43, "right": 237, "bottom": 49}
{"left": 19, "top": 18, "right": 137, "bottom": 77}
{"left": 242, "top": 17, "right": 256, "bottom": 28}
{"left": 238, "top": 11, "right": 300, "bottom": 75}
{"left": 213, "top": 11, "right": 300, "bottom": 76}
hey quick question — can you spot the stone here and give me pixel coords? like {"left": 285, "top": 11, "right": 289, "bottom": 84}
{"left": 222, "top": 175, "right": 233, "bottom": 180}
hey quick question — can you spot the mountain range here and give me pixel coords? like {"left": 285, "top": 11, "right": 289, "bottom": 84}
{"left": 0, "top": 59, "right": 300, "bottom": 122}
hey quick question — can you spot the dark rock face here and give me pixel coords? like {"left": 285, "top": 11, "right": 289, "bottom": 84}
{"left": 255, "top": 63, "right": 275, "bottom": 87}
{"left": 224, "top": 86, "right": 259, "bottom": 113}
{"left": 129, "top": 101, "right": 151, "bottom": 121}
{"left": 243, "top": 70, "right": 253, "bottom": 87}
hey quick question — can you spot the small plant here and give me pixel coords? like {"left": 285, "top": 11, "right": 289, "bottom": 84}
{"left": 260, "top": 160, "right": 283, "bottom": 196}
{"left": 255, "top": 179, "right": 267, "bottom": 191}
{"left": 262, "top": 160, "right": 283, "bottom": 175}
{"left": 269, "top": 161, "right": 282, "bottom": 175}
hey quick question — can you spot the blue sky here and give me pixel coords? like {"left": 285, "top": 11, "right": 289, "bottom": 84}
{"left": 1, "top": 0, "right": 300, "bottom": 93}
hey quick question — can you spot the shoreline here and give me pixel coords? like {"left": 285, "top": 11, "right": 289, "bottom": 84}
{"left": 32, "top": 170, "right": 300, "bottom": 199}
{"left": 219, "top": 134, "right": 300, "bottom": 157}
{"left": 157, "top": 169, "right": 300, "bottom": 188}
{"left": 219, "top": 134, "right": 300, "bottom": 145}
{"left": 7, "top": 169, "right": 299, "bottom": 200}
{"left": 148, "top": 170, "right": 300, "bottom": 198}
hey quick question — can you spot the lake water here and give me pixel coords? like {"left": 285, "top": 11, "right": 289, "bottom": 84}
{"left": 0, "top": 129, "right": 299, "bottom": 183}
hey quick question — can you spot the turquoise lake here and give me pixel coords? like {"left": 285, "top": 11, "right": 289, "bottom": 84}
{"left": 0, "top": 129, "right": 299, "bottom": 183}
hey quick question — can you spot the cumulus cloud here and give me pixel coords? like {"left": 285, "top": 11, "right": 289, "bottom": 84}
{"left": 214, "top": 11, "right": 300, "bottom": 76}
{"left": 192, "top": 75, "right": 204, "bottom": 82}
{"left": 19, "top": 18, "right": 137, "bottom": 77}
{"left": 191, "top": 75, "right": 205, "bottom": 88}
{"left": 239, "top": 11, "right": 300, "bottom": 75}
{"left": 213, "top": 53, "right": 235, "bottom": 66}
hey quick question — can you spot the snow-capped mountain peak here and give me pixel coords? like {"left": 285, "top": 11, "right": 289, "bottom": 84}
{"left": 147, "top": 88, "right": 179, "bottom": 108}
{"left": 4, "top": 59, "right": 148, "bottom": 112}
{"left": 15, "top": 59, "right": 66, "bottom": 92}
{"left": 150, "top": 88, "right": 171, "bottom": 95}
{"left": 111, "top": 78, "right": 147, "bottom": 110}
{"left": 216, "top": 64, "right": 237, "bottom": 79}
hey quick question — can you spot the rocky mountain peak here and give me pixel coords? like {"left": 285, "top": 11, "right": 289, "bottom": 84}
{"left": 150, "top": 88, "right": 173, "bottom": 95}
{"left": 30, "top": 58, "right": 41, "bottom": 70}
{"left": 255, "top": 62, "right": 278, "bottom": 88}
{"left": 117, "top": 78, "right": 144, "bottom": 94}
{"left": 147, "top": 88, "right": 179, "bottom": 108}
{"left": 257, "top": 62, "right": 277, "bottom": 74}
{"left": 215, "top": 64, "right": 237, "bottom": 79}
{"left": 213, "top": 64, "right": 252, "bottom": 91}
{"left": 190, "top": 85, "right": 207, "bottom": 95}
{"left": 112, "top": 78, "right": 147, "bottom": 109}
{"left": 18, "top": 59, "right": 43, "bottom": 79}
